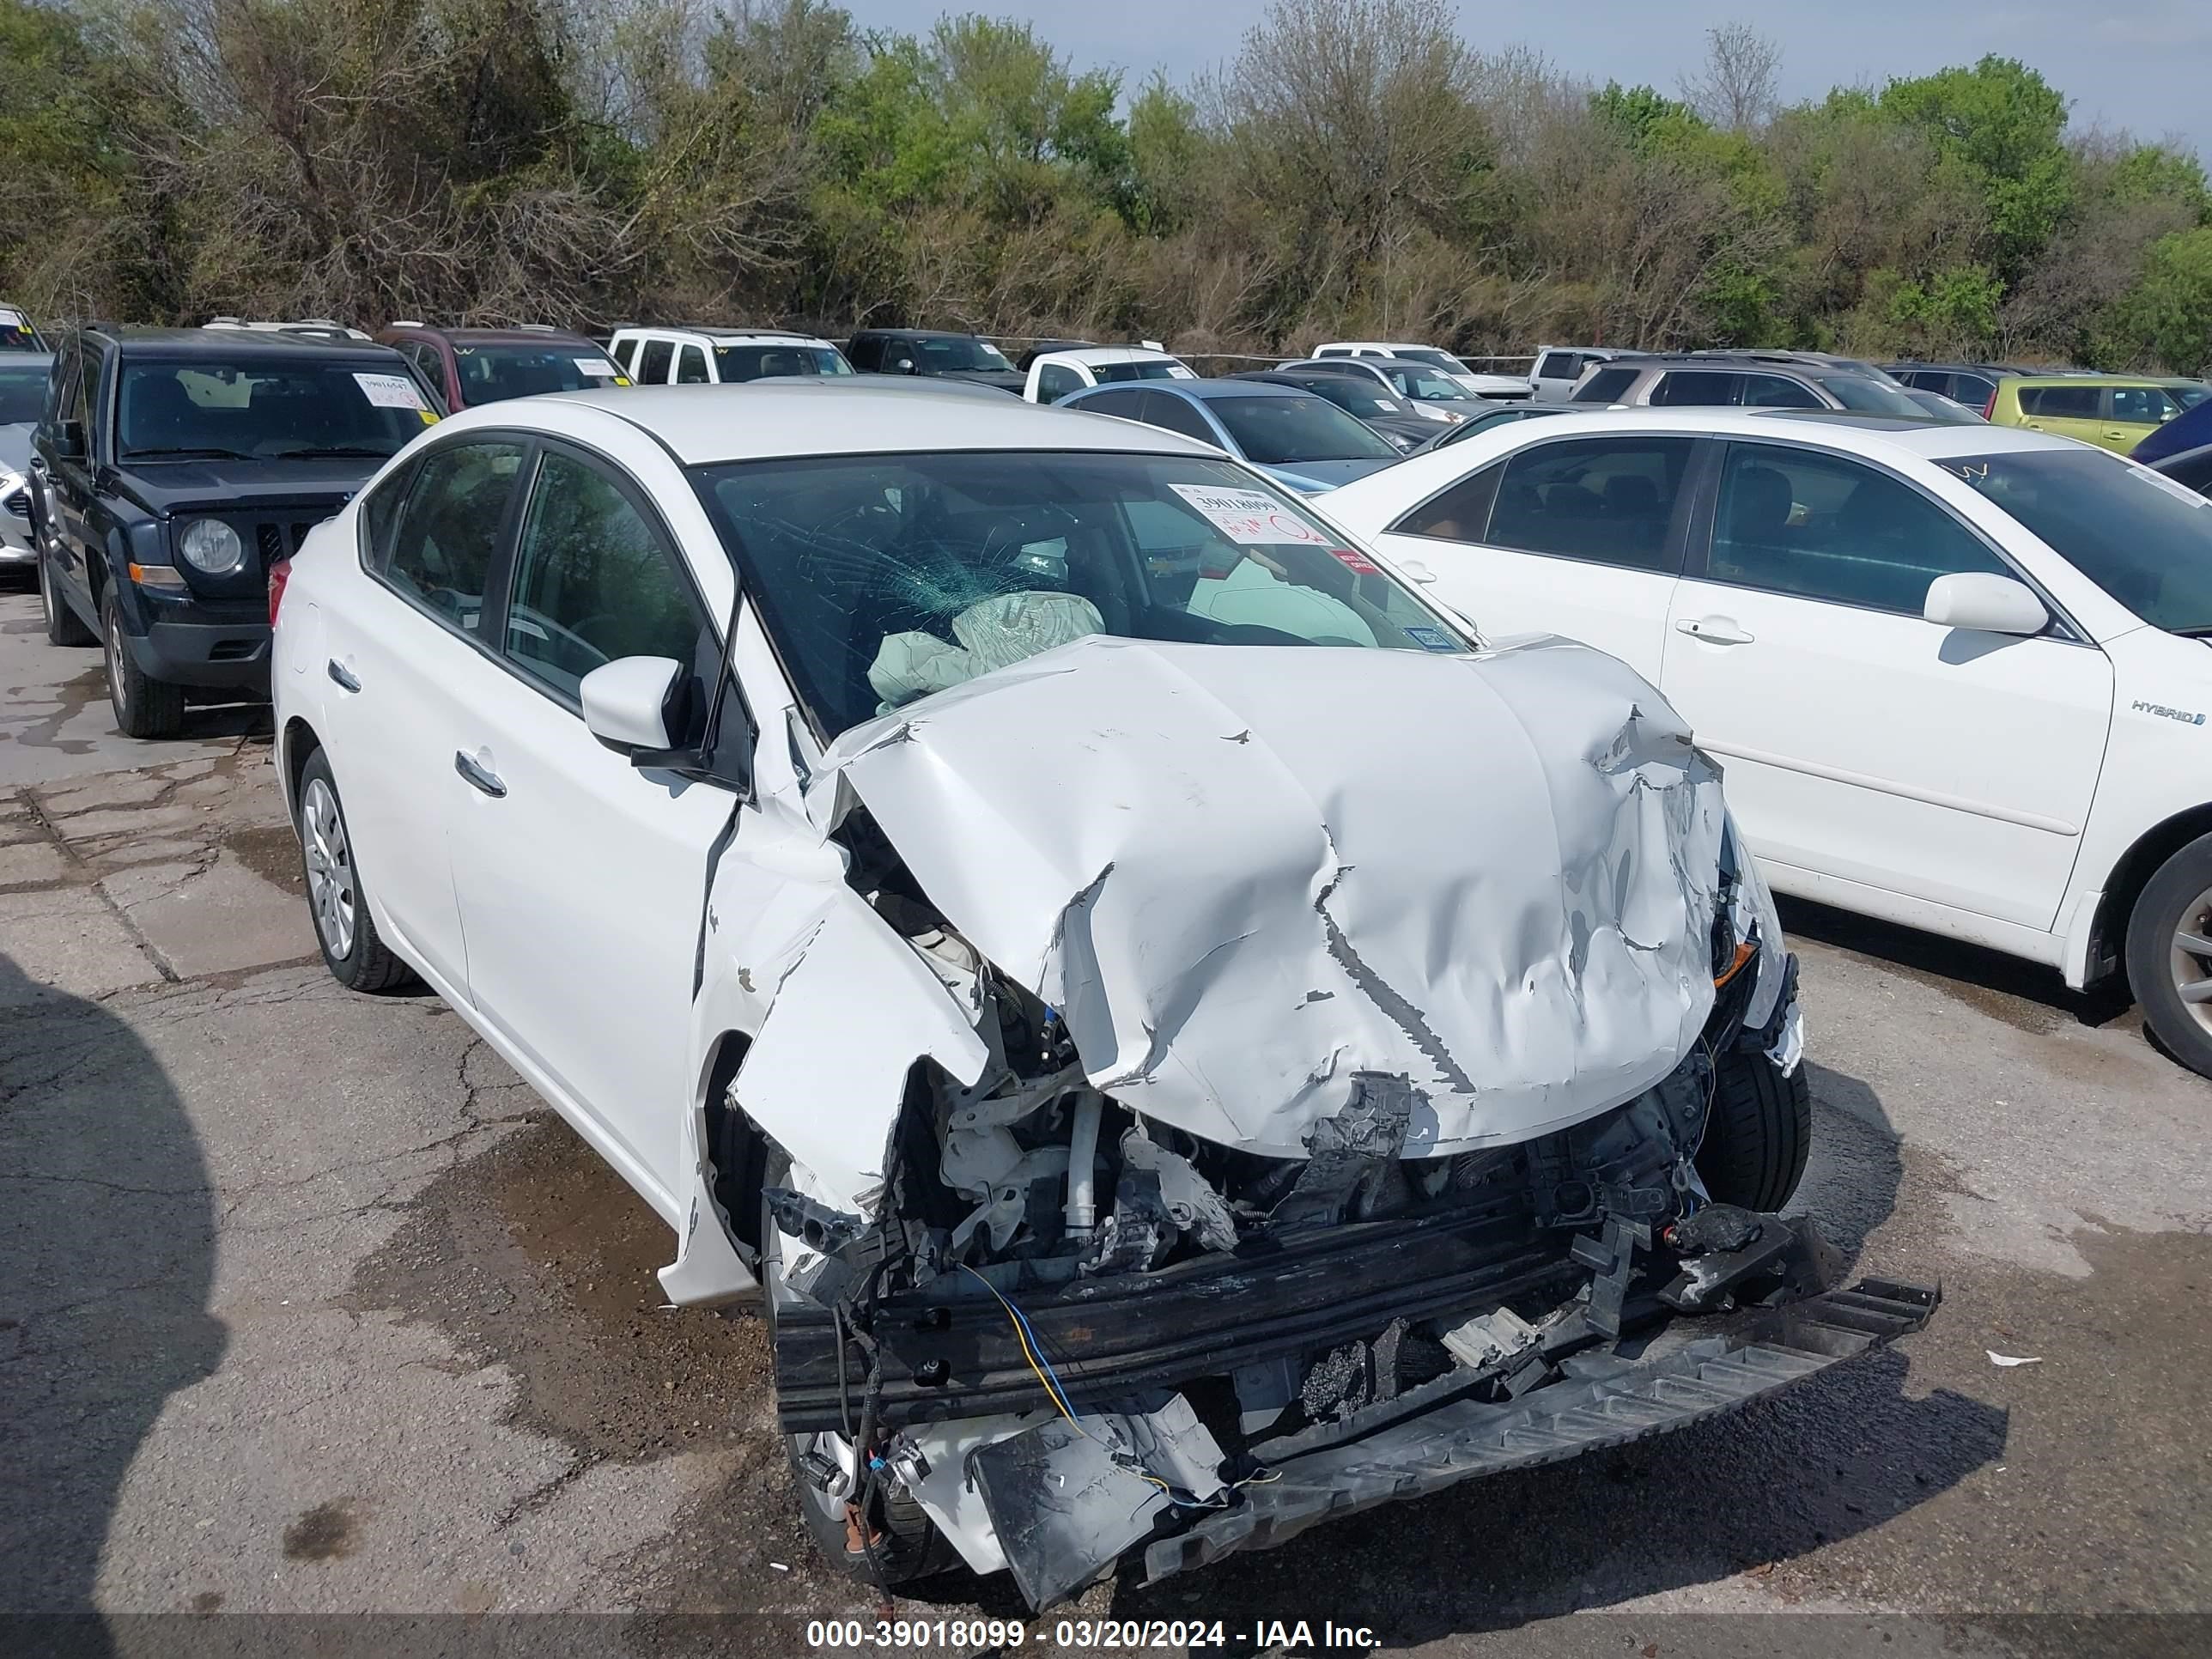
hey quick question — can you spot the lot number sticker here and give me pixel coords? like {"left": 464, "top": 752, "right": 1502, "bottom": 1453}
{"left": 0, "top": 307, "right": 22, "bottom": 326}
{"left": 1170, "top": 483, "right": 1329, "bottom": 546}
{"left": 353, "top": 373, "right": 428, "bottom": 411}
{"left": 576, "top": 357, "right": 619, "bottom": 378}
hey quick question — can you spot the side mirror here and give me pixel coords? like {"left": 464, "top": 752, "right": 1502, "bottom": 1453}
{"left": 581, "top": 655, "right": 687, "bottom": 758}
{"left": 52, "top": 419, "right": 86, "bottom": 461}
{"left": 892, "top": 358, "right": 916, "bottom": 374}
{"left": 1923, "top": 572, "right": 2047, "bottom": 636}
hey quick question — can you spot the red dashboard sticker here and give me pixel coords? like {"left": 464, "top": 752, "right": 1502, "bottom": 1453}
{"left": 1330, "top": 549, "right": 1382, "bottom": 574}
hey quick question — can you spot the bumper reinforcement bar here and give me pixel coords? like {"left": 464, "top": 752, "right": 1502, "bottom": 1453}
{"left": 1139, "top": 1276, "right": 1940, "bottom": 1587}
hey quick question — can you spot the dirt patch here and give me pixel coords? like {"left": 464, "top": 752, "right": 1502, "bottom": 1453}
{"left": 283, "top": 1498, "right": 361, "bottom": 1561}
{"left": 348, "top": 1113, "right": 772, "bottom": 1468}
{"left": 226, "top": 821, "right": 307, "bottom": 895}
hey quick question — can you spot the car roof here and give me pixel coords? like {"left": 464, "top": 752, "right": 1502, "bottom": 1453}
{"left": 394, "top": 325, "right": 602, "bottom": 347}
{"left": 1035, "top": 346, "right": 1183, "bottom": 368}
{"left": 83, "top": 325, "right": 406, "bottom": 361}
{"left": 514, "top": 381, "right": 1223, "bottom": 465}
{"left": 1126, "top": 379, "right": 1306, "bottom": 403}
{"left": 1322, "top": 407, "right": 2073, "bottom": 520}
{"left": 853, "top": 327, "right": 978, "bottom": 341}
{"left": 2004, "top": 372, "right": 2193, "bottom": 388}
{"left": 615, "top": 325, "right": 834, "bottom": 344}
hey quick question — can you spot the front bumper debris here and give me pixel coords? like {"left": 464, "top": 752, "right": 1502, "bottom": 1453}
{"left": 1138, "top": 1274, "right": 1938, "bottom": 1589}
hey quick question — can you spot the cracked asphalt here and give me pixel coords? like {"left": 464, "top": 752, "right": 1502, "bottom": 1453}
{"left": 3, "top": 586, "right": 2210, "bottom": 1657}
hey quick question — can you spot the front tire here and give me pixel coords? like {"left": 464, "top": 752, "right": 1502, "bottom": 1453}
{"left": 2125, "top": 832, "right": 2212, "bottom": 1079}
{"left": 40, "top": 550, "right": 94, "bottom": 646}
{"left": 1698, "top": 1046, "right": 1811, "bottom": 1213}
{"left": 762, "top": 1164, "right": 958, "bottom": 1588}
{"left": 296, "top": 748, "right": 417, "bottom": 993}
{"left": 101, "top": 585, "right": 184, "bottom": 738}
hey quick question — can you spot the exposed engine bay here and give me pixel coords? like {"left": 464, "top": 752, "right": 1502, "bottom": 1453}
{"left": 708, "top": 633, "right": 1938, "bottom": 1608}
{"left": 747, "top": 898, "right": 1928, "bottom": 1610}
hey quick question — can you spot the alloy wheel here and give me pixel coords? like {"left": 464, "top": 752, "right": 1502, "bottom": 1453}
{"left": 105, "top": 605, "right": 127, "bottom": 716}
{"left": 301, "top": 776, "right": 357, "bottom": 960}
{"left": 2168, "top": 888, "right": 2212, "bottom": 1036}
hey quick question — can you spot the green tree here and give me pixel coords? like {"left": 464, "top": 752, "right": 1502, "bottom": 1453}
{"left": 2099, "top": 228, "right": 2212, "bottom": 374}
{"left": 1879, "top": 56, "right": 2072, "bottom": 276}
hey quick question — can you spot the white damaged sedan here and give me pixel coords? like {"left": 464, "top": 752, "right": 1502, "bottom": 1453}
{"left": 270, "top": 383, "right": 1933, "bottom": 1607}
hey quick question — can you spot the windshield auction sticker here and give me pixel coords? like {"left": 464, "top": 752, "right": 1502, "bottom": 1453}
{"left": 1170, "top": 483, "right": 1330, "bottom": 546}
{"left": 352, "top": 372, "right": 429, "bottom": 411}
{"left": 575, "top": 357, "right": 619, "bottom": 377}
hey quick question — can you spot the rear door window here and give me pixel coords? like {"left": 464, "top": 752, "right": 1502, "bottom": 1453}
{"left": 1705, "top": 442, "right": 2011, "bottom": 614}
{"left": 1650, "top": 370, "right": 1741, "bottom": 407}
{"left": 1391, "top": 461, "right": 1504, "bottom": 542}
{"left": 1953, "top": 374, "right": 1996, "bottom": 407}
{"left": 1140, "top": 392, "right": 1224, "bottom": 445}
{"left": 2019, "top": 385, "right": 2099, "bottom": 419}
{"left": 1573, "top": 365, "right": 1640, "bottom": 404}
{"left": 1486, "top": 436, "right": 1695, "bottom": 571}
{"left": 1741, "top": 374, "right": 1822, "bottom": 409}
{"left": 675, "top": 344, "right": 710, "bottom": 385}
{"left": 1075, "top": 387, "right": 1148, "bottom": 421}
{"left": 636, "top": 339, "right": 674, "bottom": 385}
{"left": 380, "top": 441, "right": 527, "bottom": 638}
{"left": 1536, "top": 351, "right": 1581, "bottom": 380}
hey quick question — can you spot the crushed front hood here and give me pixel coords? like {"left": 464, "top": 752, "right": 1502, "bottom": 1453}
{"left": 814, "top": 634, "right": 1725, "bottom": 1159}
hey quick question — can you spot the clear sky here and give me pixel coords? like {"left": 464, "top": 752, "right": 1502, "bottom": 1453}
{"left": 838, "top": 0, "right": 2212, "bottom": 159}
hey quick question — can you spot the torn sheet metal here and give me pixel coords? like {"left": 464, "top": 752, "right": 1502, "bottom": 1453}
{"left": 969, "top": 1396, "right": 1227, "bottom": 1609}
{"left": 732, "top": 896, "right": 991, "bottom": 1211}
{"left": 811, "top": 633, "right": 1726, "bottom": 1159}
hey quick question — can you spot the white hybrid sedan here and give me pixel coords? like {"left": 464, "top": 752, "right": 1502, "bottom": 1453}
{"left": 1322, "top": 409, "right": 2212, "bottom": 1077}
{"left": 269, "top": 384, "right": 1933, "bottom": 1607}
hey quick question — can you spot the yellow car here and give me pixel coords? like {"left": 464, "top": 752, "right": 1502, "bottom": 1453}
{"left": 1989, "top": 374, "right": 2209, "bottom": 454}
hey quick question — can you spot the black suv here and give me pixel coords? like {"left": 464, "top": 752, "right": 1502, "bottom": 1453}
{"left": 30, "top": 326, "right": 441, "bottom": 738}
{"left": 845, "top": 328, "right": 1025, "bottom": 393}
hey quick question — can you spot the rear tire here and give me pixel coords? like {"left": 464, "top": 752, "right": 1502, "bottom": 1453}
{"left": 2124, "top": 833, "right": 2212, "bottom": 1080}
{"left": 762, "top": 1161, "right": 958, "bottom": 1588}
{"left": 297, "top": 748, "right": 417, "bottom": 994}
{"left": 1698, "top": 1047, "right": 1811, "bottom": 1213}
{"left": 101, "top": 585, "right": 184, "bottom": 738}
{"left": 40, "top": 550, "right": 94, "bottom": 646}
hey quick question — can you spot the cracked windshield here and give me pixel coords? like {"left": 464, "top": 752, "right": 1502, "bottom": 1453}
{"left": 695, "top": 452, "right": 1467, "bottom": 735}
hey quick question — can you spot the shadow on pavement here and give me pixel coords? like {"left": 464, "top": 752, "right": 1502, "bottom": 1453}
{"left": 0, "top": 951, "right": 226, "bottom": 1654}
{"left": 1779, "top": 895, "right": 2132, "bottom": 1030}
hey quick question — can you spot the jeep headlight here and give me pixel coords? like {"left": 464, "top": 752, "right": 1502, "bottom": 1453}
{"left": 178, "top": 517, "right": 246, "bottom": 575}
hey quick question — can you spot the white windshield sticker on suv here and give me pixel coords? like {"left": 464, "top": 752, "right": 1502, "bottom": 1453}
{"left": 352, "top": 373, "right": 428, "bottom": 410}
{"left": 1166, "top": 364, "right": 1198, "bottom": 379}
{"left": 575, "top": 357, "right": 618, "bottom": 377}
{"left": 0, "top": 307, "right": 22, "bottom": 326}
{"left": 1170, "top": 483, "right": 1330, "bottom": 546}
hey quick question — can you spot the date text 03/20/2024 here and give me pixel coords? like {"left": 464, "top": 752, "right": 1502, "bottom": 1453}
{"left": 803, "top": 1619, "right": 1382, "bottom": 1650}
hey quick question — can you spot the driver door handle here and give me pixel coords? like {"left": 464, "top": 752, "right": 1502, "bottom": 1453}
{"left": 326, "top": 659, "right": 361, "bottom": 692}
{"left": 1675, "top": 616, "right": 1755, "bottom": 645}
{"left": 453, "top": 751, "right": 507, "bottom": 799}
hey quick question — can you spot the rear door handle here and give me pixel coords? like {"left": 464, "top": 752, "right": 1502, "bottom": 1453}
{"left": 453, "top": 750, "right": 507, "bottom": 798}
{"left": 1675, "top": 617, "right": 1755, "bottom": 645}
{"left": 326, "top": 659, "right": 361, "bottom": 692}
